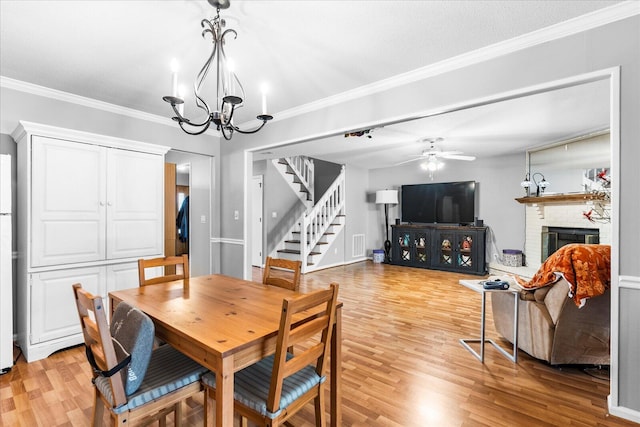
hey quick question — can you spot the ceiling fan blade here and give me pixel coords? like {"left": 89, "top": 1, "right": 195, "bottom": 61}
{"left": 394, "top": 157, "right": 424, "bottom": 166}
{"left": 440, "top": 154, "right": 476, "bottom": 161}
{"left": 437, "top": 150, "right": 462, "bottom": 156}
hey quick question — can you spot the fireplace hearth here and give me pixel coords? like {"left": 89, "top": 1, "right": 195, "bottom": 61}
{"left": 541, "top": 226, "right": 599, "bottom": 262}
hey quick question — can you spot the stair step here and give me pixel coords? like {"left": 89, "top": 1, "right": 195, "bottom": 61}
{"left": 285, "top": 239, "right": 329, "bottom": 245}
{"left": 292, "top": 231, "right": 335, "bottom": 236}
{"left": 277, "top": 249, "right": 321, "bottom": 256}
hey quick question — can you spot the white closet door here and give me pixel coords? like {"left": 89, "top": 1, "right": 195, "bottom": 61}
{"left": 30, "top": 266, "right": 105, "bottom": 344}
{"left": 31, "top": 136, "right": 106, "bottom": 267}
{"left": 106, "top": 149, "right": 163, "bottom": 260}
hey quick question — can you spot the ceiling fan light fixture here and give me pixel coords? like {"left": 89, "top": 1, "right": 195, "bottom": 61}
{"left": 420, "top": 156, "right": 444, "bottom": 172}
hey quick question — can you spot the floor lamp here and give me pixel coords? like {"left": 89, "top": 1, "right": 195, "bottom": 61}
{"left": 376, "top": 189, "right": 398, "bottom": 263}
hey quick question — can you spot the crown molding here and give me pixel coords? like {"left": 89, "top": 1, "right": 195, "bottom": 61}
{"left": 1, "top": 2, "right": 637, "bottom": 127}
{"left": 0, "top": 75, "right": 224, "bottom": 137}
{"left": 273, "top": 1, "right": 640, "bottom": 123}
{"left": 0, "top": 76, "right": 173, "bottom": 126}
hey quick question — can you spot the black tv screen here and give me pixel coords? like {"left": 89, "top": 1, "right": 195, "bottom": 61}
{"left": 401, "top": 181, "right": 476, "bottom": 224}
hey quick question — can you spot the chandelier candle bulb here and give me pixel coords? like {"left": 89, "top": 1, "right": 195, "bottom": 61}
{"left": 261, "top": 87, "right": 267, "bottom": 115}
{"left": 177, "top": 85, "right": 186, "bottom": 116}
{"left": 227, "top": 59, "right": 235, "bottom": 96}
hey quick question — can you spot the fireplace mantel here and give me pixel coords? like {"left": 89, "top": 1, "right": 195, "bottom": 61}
{"left": 515, "top": 193, "right": 608, "bottom": 219}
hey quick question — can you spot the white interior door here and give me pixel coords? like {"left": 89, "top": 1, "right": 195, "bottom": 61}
{"left": 251, "top": 176, "right": 263, "bottom": 267}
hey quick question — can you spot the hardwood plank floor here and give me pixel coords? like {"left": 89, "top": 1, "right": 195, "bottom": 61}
{"left": 1, "top": 262, "right": 635, "bottom": 426}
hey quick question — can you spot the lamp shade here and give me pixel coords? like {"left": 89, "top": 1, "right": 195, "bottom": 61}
{"left": 376, "top": 190, "right": 398, "bottom": 204}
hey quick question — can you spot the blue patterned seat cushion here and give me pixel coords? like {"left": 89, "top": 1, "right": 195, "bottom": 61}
{"left": 95, "top": 343, "right": 208, "bottom": 414}
{"left": 110, "top": 302, "right": 155, "bottom": 395}
{"left": 202, "top": 354, "right": 325, "bottom": 419}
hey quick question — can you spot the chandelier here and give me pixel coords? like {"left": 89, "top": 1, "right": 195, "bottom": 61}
{"left": 162, "top": 0, "right": 273, "bottom": 139}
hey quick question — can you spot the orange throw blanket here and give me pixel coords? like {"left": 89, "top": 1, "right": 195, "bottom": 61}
{"left": 516, "top": 244, "right": 611, "bottom": 307}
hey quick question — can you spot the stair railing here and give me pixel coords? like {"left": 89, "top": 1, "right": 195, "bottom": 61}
{"left": 300, "top": 166, "right": 345, "bottom": 272}
{"left": 283, "top": 156, "right": 314, "bottom": 204}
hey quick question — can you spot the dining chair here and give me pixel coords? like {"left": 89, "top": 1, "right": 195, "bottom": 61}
{"left": 262, "top": 256, "right": 302, "bottom": 291}
{"left": 72, "top": 283, "right": 207, "bottom": 426}
{"left": 201, "top": 282, "right": 339, "bottom": 427}
{"left": 138, "top": 254, "right": 189, "bottom": 286}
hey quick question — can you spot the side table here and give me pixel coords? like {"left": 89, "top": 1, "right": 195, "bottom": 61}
{"left": 459, "top": 279, "right": 519, "bottom": 363}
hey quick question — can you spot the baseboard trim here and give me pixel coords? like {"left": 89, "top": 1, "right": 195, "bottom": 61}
{"left": 608, "top": 395, "right": 640, "bottom": 424}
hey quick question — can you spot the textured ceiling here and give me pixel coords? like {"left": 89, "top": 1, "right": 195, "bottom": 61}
{"left": 0, "top": 1, "right": 626, "bottom": 167}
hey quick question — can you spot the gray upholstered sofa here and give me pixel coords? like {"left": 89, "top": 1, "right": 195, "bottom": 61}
{"left": 491, "top": 277, "right": 610, "bottom": 365}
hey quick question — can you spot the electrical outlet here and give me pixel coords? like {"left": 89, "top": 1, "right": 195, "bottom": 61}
{"left": 200, "top": 215, "right": 206, "bottom": 223}
{"left": 234, "top": 210, "right": 239, "bottom": 220}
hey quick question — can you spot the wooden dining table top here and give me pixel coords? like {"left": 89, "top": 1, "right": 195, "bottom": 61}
{"left": 110, "top": 274, "right": 314, "bottom": 358}
{"left": 108, "top": 273, "right": 343, "bottom": 427}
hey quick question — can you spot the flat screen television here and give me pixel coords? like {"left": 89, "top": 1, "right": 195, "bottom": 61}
{"left": 401, "top": 181, "right": 476, "bottom": 224}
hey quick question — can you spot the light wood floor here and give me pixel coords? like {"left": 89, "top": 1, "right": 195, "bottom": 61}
{"left": 1, "top": 262, "right": 636, "bottom": 426}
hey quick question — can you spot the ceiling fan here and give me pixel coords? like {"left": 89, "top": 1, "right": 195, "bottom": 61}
{"left": 397, "top": 137, "right": 476, "bottom": 166}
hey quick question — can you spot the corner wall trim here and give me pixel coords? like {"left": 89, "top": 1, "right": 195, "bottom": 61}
{"left": 618, "top": 275, "right": 640, "bottom": 290}
{"left": 608, "top": 395, "right": 640, "bottom": 424}
{"left": 216, "top": 238, "right": 244, "bottom": 246}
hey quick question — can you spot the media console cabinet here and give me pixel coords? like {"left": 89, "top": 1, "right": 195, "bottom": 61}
{"left": 391, "top": 224, "right": 487, "bottom": 275}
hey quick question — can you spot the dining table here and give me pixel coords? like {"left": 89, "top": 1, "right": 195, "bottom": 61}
{"left": 108, "top": 274, "right": 342, "bottom": 427}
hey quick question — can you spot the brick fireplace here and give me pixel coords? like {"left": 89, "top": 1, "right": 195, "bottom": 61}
{"left": 541, "top": 226, "right": 599, "bottom": 261}
{"left": 524, "top": 203, "right": 611, "bottom": 270}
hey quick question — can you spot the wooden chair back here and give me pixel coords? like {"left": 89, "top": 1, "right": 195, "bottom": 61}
{"left": 72, "top": 283, "right": 128, "bottom": 407}
{"left": 201, "top": 283, "right": 339, "bottom": 426}
{"left": 266, "top": 283, "right": 339, "bottom": 419}
{"left": 262, "top": 256, "right": 302, "bottom": 291}
{"left": 138, "top": 254, "right": 189, "bottom": 286}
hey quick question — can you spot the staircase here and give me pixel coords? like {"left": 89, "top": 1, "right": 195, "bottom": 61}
{"left": 275, "top": 156, "right": 314, "bottom": 204}
{"left": 271, "top": 158, "right": 346, "bottom": 273}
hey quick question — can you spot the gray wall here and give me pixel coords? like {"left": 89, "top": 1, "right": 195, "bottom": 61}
{"left": 368, "top": 152, "right": 526, "bottom": 262}
{"left": 258, "top": 159, "right": 307, "bottom": 258}
{"left": 253, "top": 158, "right": 362, "bottom": 269}
{"left": 313, "top": 159, "right": 343, "bottom": 200}
{"left": 0, "top": 87, "right": 218, "bottom": 156}
{"left": 165, "top": 150, "right": 216, "bottom": 277}
{"left": 344, "top": 164, "right": 369, "bottom": 261}
{"left": 218, "top": 15, "right": 640, "bottom": 417}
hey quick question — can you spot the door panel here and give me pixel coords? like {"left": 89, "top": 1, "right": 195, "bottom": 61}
{"left": 31, "top": 136, "right": 106, "bottom": 267}
{"left": 107, "top": 149, "right": 163, "bottom": 259}
{"left": 31, "top": 266, "right": 105, "bottom": 344}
